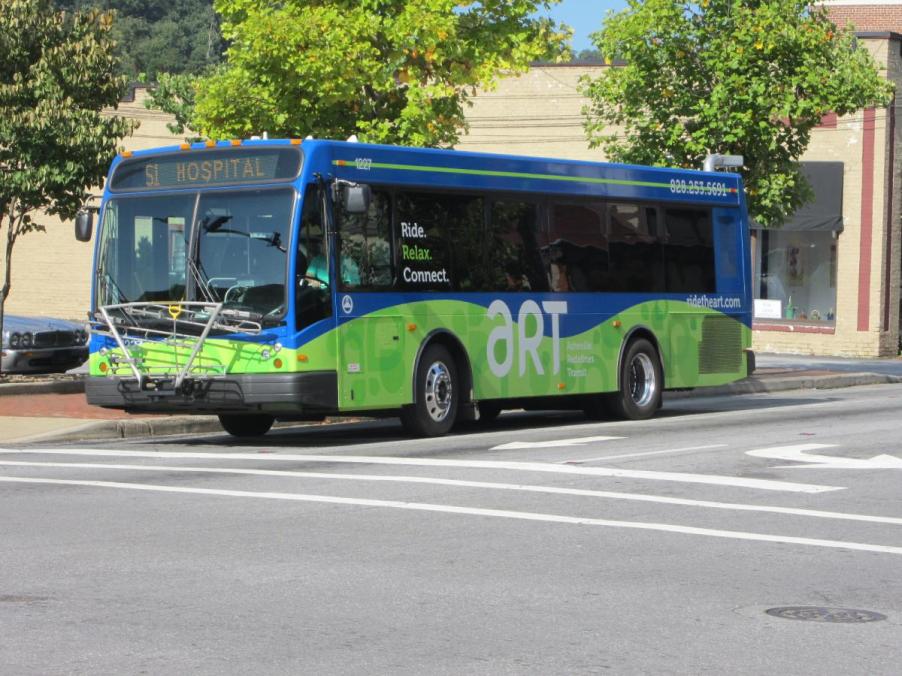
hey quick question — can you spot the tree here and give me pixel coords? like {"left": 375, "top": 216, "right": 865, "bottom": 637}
{"left": 52, "top": 0, "right": 224, "bottom": 80}
{"left": 0, "top": 0, "right": 135, "bottom": 373}
{"left": 573, "top": 48, "right": 604, "bottom": 63}
{"left": 144, "top": 72, "right": 202, "bottom": 138}
{"left": 580, "top": 0, "right": 895, "bottom": 226}
{"left": 191, "top": 0, "right": 571, "bottom": 146}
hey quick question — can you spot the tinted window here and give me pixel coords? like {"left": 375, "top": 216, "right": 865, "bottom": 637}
{"left": 663, "top": 208, "right": 716, "bottom": 292}
{"left": 487, "top": 201, "right": 547, "bottom": 292}
{"left": 542, "top": 202, "right": 607, "bottom": 292}
{"left": 395, "top": 192, "right": 484, "bottom": 291}
{"left": 608, "top": 203, "right": 664, "bottom": 292}
{"left": 337, "top": 190, "right": 392, "bottom": 290}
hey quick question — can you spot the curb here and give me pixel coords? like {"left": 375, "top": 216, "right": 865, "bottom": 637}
{"left": 0, "top": 377, "right": 85, "bottom": 396}
{"left": 667, "top": 371, "right": 902, "bottom": 399}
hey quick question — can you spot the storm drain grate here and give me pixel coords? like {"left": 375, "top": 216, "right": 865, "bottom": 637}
{"left": 765, "top": 606, "right": 886, "bottom": 623}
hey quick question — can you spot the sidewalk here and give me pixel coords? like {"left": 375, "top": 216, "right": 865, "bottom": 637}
{"left": 0, "top": 360, "right": 900, "bottom": 444}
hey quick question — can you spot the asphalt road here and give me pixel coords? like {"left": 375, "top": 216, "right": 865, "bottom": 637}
{"left": 2, "top": 384, "right": 902, "bottom": 674}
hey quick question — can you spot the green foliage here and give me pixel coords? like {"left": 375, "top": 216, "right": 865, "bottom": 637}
{"left": 192, "top": 0, "right": 571, "bottom": 146}
{"left": 53, "top": 0, "right": 224, "bottom": 80}
{"left": 144, "top": 72, "right": 202, "bottom": 138}
{"left": 573, "top": 48, "right": 604, "bottom": 63}
{"left": 580, "top": 0, "right": 895, "bottom": 226}
{"left": 0, "top": 0, "right": 134, "bottom": 353}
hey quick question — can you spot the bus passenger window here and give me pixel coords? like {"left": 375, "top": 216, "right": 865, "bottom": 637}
{"left": 542, "top": 202, "right": 606, "bottom": 292}
{"left": 337, "top": 190, "right": 392, "bottom": 290}
{"left": 608, "top": 203, "right": 664, "bottom": 292}
{"left": 662, "top": 208, "right": 716, "bottom": 292}
{"left": 487, "top": 201, "right": 547, "bottom": 292}
{"left": 395, "top": 192, "right": 484, "bottom": 291}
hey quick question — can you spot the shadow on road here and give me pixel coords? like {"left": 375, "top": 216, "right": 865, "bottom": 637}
{"left": 151, "top": 392, "right": 833, "bottom": 451}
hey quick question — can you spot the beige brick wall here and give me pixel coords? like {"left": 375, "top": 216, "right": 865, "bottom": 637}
{"left": 458, "top": 65, "right": 612, "bottom": 162}
{"left": 3, "top": 88, "right": 182, "bottom": 321}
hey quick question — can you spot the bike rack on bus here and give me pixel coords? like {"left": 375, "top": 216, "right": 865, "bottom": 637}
{"left": 92, "top": 301, "right": 263, "bottom": 394}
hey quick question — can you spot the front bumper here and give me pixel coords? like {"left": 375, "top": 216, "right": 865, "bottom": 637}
{"left": 2, "top": 346, "right": 88, "bottom": 373}
{"left": 86, "top": 371, "right": 338, "bottom": 414}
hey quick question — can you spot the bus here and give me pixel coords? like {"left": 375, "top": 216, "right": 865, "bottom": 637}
{"left": 78, "top": 139, "right": 753, "bottom": 437}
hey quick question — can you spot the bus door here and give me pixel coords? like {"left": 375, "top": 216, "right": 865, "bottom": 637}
{"left": 295, "top": 186, "right": 335, "bottom": 367}
{"left": 332, "top": 187, "right": 407, "bottom": 410}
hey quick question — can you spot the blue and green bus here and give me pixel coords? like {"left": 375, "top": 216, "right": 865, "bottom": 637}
{"left": 79, "top": 139, "right": 752, "bottom": 437}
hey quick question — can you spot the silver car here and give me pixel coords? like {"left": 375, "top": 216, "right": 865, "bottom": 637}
{"left": 1, "top": 315, "right": 89, "bottom": 374}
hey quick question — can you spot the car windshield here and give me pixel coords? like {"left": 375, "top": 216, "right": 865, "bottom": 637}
{"left": 96, "top": 188, "right": 295, "bottom": 320}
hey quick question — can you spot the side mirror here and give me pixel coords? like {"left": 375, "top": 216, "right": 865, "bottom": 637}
{"left": 75, "top": 210, "right": 93, "bottom": 242}
{"left": 341, "top": 183, "right": 372, "bottom": 215}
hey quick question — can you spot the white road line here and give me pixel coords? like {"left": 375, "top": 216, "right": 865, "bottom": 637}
{"left": 0, "top": 475, "right": 897, "bottom": 556}
{"left": 0, "top": 459, "right": 897, "bottom": 526}
{"left": 563, "top": 444, "right": 728, "bottom": 465}
{"left": 747, "top": 445, "right": 902, "bottom": 470}
{"left": 491, "top": 436, "right": 624, "bottom": 450}
{"left": 0, "top": 447, "right": 842, "bottom": 493}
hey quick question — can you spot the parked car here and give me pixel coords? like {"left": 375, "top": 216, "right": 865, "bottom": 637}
{"left": 1, "top": 315, "right": 89, "bottom": 374}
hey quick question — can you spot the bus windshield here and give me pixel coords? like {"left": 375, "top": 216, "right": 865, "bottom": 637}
{"left": 96, "top": 188, "right": 295, "bottom": 320}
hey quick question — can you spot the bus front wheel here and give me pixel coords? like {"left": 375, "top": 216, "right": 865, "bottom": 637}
{"left": 611, "top": 338, "right": 662, "bottom": 420}
{"left": 218, "top": 413, "right": 275, "bottom": 437}
{"left": 400, "top": 344, "right": 459, "bottom": 437}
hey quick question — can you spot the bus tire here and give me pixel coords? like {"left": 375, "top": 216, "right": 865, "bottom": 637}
{"left": 218, "top": 413, "right": 275, "bottom": 437}
{"left": 611, "top": 338, "right": 662, "bottom": 420}
{"left": 400, "top": 344, "right": 458, "bottom": 437}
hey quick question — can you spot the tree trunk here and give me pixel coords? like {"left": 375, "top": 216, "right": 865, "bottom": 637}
{"left": 0, "top": 204, "right": 21, "bottom": 378}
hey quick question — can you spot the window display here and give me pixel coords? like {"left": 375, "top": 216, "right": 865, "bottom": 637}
{"left": 754, "top": 229, "right": 837, "bottom": 323}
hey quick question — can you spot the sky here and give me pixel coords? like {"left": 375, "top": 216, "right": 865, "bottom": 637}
{"left": 537, "top": 0, "right": 629, "bottom": 53}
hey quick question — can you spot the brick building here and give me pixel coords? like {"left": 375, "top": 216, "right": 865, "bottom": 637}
{"left": 823, "top": 0, "right": 902, "bottom": 32}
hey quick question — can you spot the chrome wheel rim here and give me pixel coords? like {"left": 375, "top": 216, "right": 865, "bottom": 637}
{"left": 424, "top": 360, "right": 453, "bottom": 422}
{"left": 628, "top": 353, "right": 656, "bottom": 407}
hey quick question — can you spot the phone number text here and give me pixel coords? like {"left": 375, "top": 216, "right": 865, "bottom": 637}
{"left": 669, "top": 179, "right": 730, "bottom": 197}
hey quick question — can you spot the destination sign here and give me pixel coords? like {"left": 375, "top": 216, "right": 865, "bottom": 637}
{"left": 109, "top": 147, "right": 302, "bottom": 191}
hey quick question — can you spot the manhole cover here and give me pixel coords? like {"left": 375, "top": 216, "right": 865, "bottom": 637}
{"left": 765, "top": 606, "right": 886, "bottom": 623}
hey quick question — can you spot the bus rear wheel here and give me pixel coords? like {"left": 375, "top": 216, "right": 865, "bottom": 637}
{"left": 611, "top": 338, "right": 662, "bottom": 420}
{"left": 400, "top": 344, "right": 459, "bottom": 437}
{"left": 218, "top": 413, "right": 275, "bottom": 437}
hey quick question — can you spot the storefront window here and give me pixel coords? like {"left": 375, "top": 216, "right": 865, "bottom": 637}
{"left": 754, "top": 229, "right": 837, "bottom": 323}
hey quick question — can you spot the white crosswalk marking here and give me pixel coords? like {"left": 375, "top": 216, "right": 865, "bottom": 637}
{"left": 0, "top": 447, "right": 843, "bottom": 493}
{"left": 0, "top": 459, "right": 897, "bottom": 525}
{"left": 1, "top": 475, "right": 900, "bottom": 556}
